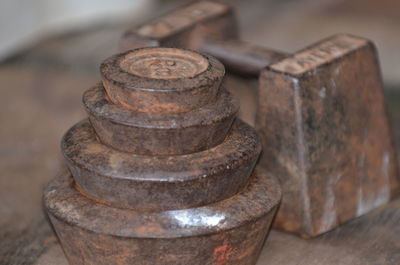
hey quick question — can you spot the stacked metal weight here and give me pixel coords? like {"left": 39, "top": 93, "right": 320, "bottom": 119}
{"left": 44, "top": 47, "right": 281, "bottom": 265}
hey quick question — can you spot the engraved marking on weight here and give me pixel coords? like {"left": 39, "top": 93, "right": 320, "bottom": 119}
{"left": 137, "top": 1, "right": 227, "bottom": 39}
{"left": 271, "top": 35, "right": 368, "bottom": 75}
{"left": 120, "top": 48, "right": 209, "bottom": 79}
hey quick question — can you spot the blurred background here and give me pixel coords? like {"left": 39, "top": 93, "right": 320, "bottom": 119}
{"left": 0, "top": 0, "right": 399, "bottom": 264}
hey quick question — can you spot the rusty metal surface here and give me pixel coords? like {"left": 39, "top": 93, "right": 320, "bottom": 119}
{"left": 43, "top": 47, "right": 280, "bottom": 264}
{"left": 120, "top": 1, "right": 238, "bottom": 52}
{"left": 101, "top": 47, "right": 225, "bottom": 113}
{"left": 3, "top": 0, "right": 400, "bottom": 263}
{"left": 84, "top": 83, "right": 239, "bottom": 155}
{"left": 45, "top": 171, "right": 279, "bottom": 239}
{"left": 62, "top": 119, "right": 261, "bottom": 210}
{"left": 119, "top": 48, "right": 209, "bottom": 79}
{"left": 257, "top": 34, "right": 399, "bottom": 237}
{"left": 200, "top": 38, "right": 288, "bottom": 76}
{"left": 44, "top": 169, "right": 280, "bottom": 265}
{"left": 2, "top": 64, "right": 400, "bottom": 265}
{"left": 121, "top": 0, "right": 399, "bottom": 238}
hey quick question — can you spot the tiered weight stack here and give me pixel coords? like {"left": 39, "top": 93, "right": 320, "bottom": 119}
{"left": 44, "top": 47, "right": 281, "bottom": 265}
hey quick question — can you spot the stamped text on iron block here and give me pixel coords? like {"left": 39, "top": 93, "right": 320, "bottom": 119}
{"left": 271, "top": 35, "right": 368, "bottom": 75}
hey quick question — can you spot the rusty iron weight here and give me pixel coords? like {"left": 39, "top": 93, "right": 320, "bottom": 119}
{"left": 95, "top": 48, "right": 238, "bottom": 155}
{"left": 44, "top": 47, "right": 281, "bottom": 265}
{"left": 257, "top": 34, "right": 399, "bottom": 237}
{"left": 62, "top": 119, "right": 261, "bottom": 210}
{"left": 45, "top": 169, "right": 280, "bottom": 265}
{"left": 83, "top": 83, "right": 239, "bottom": 156}
{"left": 101, "top": 47, "right": 225, "bottom": 113}
{"left": 121, "top": 1, "right": 400, "bottom": 238}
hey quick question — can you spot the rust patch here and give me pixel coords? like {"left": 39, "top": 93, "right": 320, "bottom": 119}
{"left": 120, "top": 47, "right": 209, "bottom": 79}
{"left": 213, "top": 244, "right": 234, "bottom": 265}
{"left": 101, "top": 47, "right": 225, "bottom": 113}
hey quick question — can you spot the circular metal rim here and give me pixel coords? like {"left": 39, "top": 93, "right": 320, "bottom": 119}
{"left": 118, "top": 47, "right": 209, "bottom": 80}
{"left": 100, "top": 47, "right": 225, "bottom": 93}
{"left": 44, "top": 168, "right": 281, "bottom": 239}
{"left": 61, "top": 119, "right": 261, "bottom": 210}
{"left": 61, "top": 119, "right": 261, "bottom": 183}
{"left": 83, "top": 83, "right": 239, "bottom": 129}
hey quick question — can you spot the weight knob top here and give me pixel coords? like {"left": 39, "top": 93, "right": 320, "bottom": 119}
{"left": 100, "top": 47, "right": 225, "bottom": 113}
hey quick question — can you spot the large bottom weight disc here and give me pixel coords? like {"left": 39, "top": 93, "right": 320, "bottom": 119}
{"left": 44, "top": 168, "right": 281, "bottom": 265}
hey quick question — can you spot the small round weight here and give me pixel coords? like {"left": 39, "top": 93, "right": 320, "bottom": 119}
{"left": 100, "top": 47, "right": 225, "bottom": 113}
{"left": 83, "top": 83, "right": 239, "bottom": 155}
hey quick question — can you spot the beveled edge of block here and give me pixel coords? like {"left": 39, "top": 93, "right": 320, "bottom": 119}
{"left": 269, "top": 34, "right": 371, "bottom": 76}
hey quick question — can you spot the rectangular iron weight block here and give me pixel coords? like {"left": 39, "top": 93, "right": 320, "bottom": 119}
{"left": 120, "top": 1, "right": 238, "bottom": 51}
{"left": 256, "top": 34, "right": 400, "bottom": 237}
